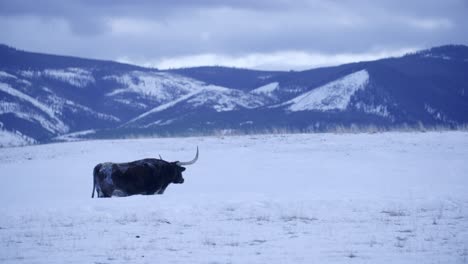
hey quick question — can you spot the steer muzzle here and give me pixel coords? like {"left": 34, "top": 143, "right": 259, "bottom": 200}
{"left": 175, "top": 178, "right": 184, "bottom": 184}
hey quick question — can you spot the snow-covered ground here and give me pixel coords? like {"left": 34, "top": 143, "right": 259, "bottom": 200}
{"left": 0, "top": 132, "right": 467, "bottom": 263}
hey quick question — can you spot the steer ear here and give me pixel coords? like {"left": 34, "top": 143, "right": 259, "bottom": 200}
{"left": 176, "top": 147, "right": 199, "bottom": 166}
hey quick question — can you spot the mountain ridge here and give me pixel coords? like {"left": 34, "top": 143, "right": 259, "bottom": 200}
{"left": 1, "top": 44, "right": 468, "bottom": 146}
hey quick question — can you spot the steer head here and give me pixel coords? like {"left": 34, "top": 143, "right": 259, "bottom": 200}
{"left": 170, "top": 164, "right": 186, "bottom": 184}
{"left": 171, "top": 147, "right": 199, "bottom": 184}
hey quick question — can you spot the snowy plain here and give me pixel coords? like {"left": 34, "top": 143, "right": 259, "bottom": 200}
{"left": 0, "top": 131, "right": 467, "bottom": 263}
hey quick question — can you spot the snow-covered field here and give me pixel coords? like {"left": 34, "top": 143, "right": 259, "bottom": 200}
{"left": 1, "top": 132, "right": 467, "bottom": 263}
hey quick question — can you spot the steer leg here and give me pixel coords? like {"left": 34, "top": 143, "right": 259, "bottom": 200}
{"left": 156, "top": 182, "right": 170, "bottom": 194}
{"left": 95, "top": 184, "right": 102, "bottom": 198}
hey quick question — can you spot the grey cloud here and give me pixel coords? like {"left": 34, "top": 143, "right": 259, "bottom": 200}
{"left": 0, "top": 0, "right": 467, "bottom": 70}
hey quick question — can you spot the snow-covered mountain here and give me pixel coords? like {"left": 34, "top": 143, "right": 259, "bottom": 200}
{"left": 1, "top": 44, "right": 468, "bottom": 145}
{"left": 282, "top": 70, "right": 370, "bottom": 112}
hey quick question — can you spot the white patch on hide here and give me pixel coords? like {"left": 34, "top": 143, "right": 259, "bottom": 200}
{"left": 100, "top": 163, "right": 114, "bottom": 186}
{"left": 112, "top": 189, "right": 128, "bottom": 197}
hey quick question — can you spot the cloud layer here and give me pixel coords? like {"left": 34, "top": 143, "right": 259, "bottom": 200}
{"left": 1, "top": 0, "right": 467, "bottom": 70}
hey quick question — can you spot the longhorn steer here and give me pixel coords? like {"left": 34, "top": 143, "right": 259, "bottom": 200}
{"left": 92, "top": 148, "right": 198, "bottom": 198}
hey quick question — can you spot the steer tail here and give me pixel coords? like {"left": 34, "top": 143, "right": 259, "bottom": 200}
{"left": 92, "top": 177, "right": 96, "bottom": 198}
{"left": 92, "top": 164, "right": 101, "bottom": 198}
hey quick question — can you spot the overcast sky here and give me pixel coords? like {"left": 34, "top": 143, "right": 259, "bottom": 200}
{"left": 1, "top": 0, "right": 467, "bottom": 70}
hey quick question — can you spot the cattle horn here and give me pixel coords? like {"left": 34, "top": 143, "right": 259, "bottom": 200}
{"left": 177, "top": 147, "right": 199, "bottom": 166}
